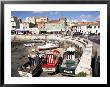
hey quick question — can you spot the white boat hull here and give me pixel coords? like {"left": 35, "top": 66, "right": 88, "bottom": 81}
{"left": 38, "top": 43, "right": 59, "bottom": 50}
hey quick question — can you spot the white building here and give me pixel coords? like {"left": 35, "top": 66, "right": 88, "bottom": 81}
{"left": 29, "top": 28, "right": 39, "bottom": 34}
{"left": 36, "top": 16, "right": 48, "bottom": 23}
{"left": 11, "top": 16, "right": 21, "bottom": 30}
{"left": 19, "top": 22, "right": 29, "bottom": 29}
{"left": 69, "top": 21, "right": 100, "bottom": 35}
{"left": 26, "top": 16, "right": 36, "bottom": 24}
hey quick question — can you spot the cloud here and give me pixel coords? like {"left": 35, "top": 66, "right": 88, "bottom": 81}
{"left": 96, "top": 15, "right": 100, "bottom": 21}
{"left": 79, "top": 15, "right": 96, "bottom": 19}
{"left": 32, "top": 11, "right": 61, "bottom": 15}
{"left": 81, "top": 19, "right": 87, "bottom": 22}
{"left": 49, "top": 11, "right": 60, "bottom": 15}
{"left": 32, "top": 11, "right": 45, "bottom": 14}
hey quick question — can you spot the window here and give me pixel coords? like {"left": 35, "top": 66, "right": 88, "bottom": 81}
{"left": 96, "top": 30, "right": 98, "bottom": 33}
{"left": 87, "top": 25, "right": 92, "bottom": 28}
{"left": 12, "top": 26, "right": 16, "bottom": 28}
{"left": 94, "top": 26, "right": 96, "bottom": 28}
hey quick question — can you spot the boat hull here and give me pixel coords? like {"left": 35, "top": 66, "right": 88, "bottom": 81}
{"left": 38, "top": 46, "right": 59, "bottom": 51}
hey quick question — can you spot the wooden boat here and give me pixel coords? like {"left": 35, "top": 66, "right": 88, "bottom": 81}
{"left": 38, "top": 42, "right": 59, "bottom": 51}
{"left": 59, "top": 46, "right": 79, "bottom": 76}
{"left": 41, "top": 50, "right": 62, "bottom": 74}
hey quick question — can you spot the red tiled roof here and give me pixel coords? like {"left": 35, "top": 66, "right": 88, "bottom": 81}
{"left": 48, "top": 20, "right": 59, "bottom": 23}
{"left": 72, "top": 21, "right": 100, "bottom": 26}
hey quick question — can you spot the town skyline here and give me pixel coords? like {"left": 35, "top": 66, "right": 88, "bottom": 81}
{"left": 11, "top": 11, "right": 100, "bottom": 22}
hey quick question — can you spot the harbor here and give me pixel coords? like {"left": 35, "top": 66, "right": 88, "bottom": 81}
{"left": 11, "top": 34, "right": 93, "bottom": 77}
{"left": 11, "top": 35, "right": 77, "bottom": 77}
{"left": 11, "top": 11, "right": 100, "bottom": 77}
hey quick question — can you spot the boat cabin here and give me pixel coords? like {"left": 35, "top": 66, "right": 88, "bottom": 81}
{"left": 41, "top": 50, "right": 61, "bottom": 73}
{"left": 65, "top": 46, "right": 75, "bottom": 60}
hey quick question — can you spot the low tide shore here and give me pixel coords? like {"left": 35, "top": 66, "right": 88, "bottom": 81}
{"left": 11, "top": 40, "right": 70, "bottom": 77}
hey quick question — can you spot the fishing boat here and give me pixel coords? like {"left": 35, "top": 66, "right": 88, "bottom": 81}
{"left": 59, "top": 46, "right": 79, "bottom": 76}
{"left": 24, "top": 43, "right": 32, "bottom": 47}
{"left": 41, "top": 50, "right": 62, "bottom": 74}
{"left": 37, "top": 42, "right": 59, "bottom": 51}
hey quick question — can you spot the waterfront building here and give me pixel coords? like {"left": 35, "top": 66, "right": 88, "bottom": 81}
{"left": 15, "top": 22, "right": 29, "bottom": 34}
{"left": 36, "top": 16, "right": 48, "bottom": 23}
{"left": 39, "top": 17, "right": 67, "bottom": 33}
{"left": 11, "top": 16, "right": 21, "bottom": 30}
{"left": 36, "top": 22, "right": 46, "bottom": 29}
{"left": 19, "top": 22, "right": 29, "bottom": 29}
{"left": 70, "top": 21, "right": 100, "bottom": 35}
{"left": 35, "top": 17, "right": 48, "bottom": 28}
{"left": 29, "top": 28, "right": 39, "bottom": 34}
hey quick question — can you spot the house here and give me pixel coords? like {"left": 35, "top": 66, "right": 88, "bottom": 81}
{"left": 69, "top": 21, "right": 100, "bottom": 35}
{"left": 19, "top": 22, "right": 29, "bottom": 29}
{"left": 39, "top": 17, "right": 67, "bottom": 33}
{"left": 36, "top": 22, "right": 46, "bottom": 29}
{"left": 35, "top": 17, "right": 48, "bottom": 28}
{"left": 15, "top": 22, "right": 30, "bottom": 35}
{"left": 11, "top": 16, "right": 21, "bottom": 30}
{"left": 36, "top": 16, "right": 48, "bottom": 23}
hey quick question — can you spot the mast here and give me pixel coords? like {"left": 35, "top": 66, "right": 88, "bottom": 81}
{"left": 44, "top": 34, "right": 47, "bottom": 44}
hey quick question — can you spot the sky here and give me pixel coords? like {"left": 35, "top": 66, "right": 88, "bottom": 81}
{"left": 11, "top": 11, "right": 100, "bottom": 22}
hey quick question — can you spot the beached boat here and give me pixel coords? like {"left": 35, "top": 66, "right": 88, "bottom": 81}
{"left": 37, "top": 42, "right": 59, "bottom": 51}
{"left": 59, "top": 46, "right": 79, "bottom": 76}
{"left": 24, "top": 43, "right": 32, "bottom": 47}
{"left": 41, "top": 50, "right": 62, "bottom": 74}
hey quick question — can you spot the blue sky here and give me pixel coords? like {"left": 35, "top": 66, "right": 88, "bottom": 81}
{"left": 11, "top": 11, "right": 100, "bottom": 21}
